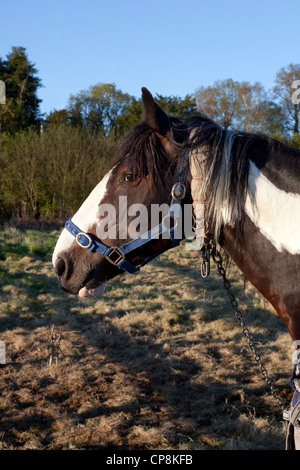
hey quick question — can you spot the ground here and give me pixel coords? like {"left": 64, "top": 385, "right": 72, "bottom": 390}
{"left": 0, "top": 225, "right": 293, "bottom": 450}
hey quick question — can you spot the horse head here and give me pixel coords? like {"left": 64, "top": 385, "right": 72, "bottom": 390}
{"left": 52, "top": 88, "right": 192, "bottom": 296}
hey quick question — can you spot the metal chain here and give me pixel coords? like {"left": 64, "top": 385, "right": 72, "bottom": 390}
{"left": 211, "top": 248, "right": 288, "bottom": 413}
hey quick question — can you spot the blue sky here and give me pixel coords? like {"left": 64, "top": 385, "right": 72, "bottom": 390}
{"left": 1, "top": 0, "right": 299, "bottom": 115}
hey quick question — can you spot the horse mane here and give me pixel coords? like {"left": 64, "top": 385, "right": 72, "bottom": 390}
{"left": 175, "top": 117, "right": 251, "bottom": 242}
{"left": 177, "top": 116, "right": 300, "bottom": 244}
{"left": 112, "top": 113, "right": 300, "bottom": 244}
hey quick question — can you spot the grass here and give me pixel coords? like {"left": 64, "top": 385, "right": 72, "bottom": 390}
{"left": 0, "top": 224, "right": 293, "bottom": 450}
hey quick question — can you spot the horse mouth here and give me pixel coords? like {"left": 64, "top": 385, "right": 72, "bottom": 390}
{"left": 78, "top": 268, "right": 107, "bottom": 298}
{"left": 78, "top": 281, "right": 107, "bottom": 298}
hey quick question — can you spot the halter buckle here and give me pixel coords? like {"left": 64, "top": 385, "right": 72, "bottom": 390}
{"left": 75, "top": 232, "right": 93, "bottom": 249}
{"left": 105, "top": 247, "right": 125, "bottom": 266}
{"left": 171, "top": 182, "right": 186, "bottom": 201}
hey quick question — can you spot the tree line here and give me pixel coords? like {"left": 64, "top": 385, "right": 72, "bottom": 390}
{"left": 0, "top": 47, "right": 299, "bottom": 221}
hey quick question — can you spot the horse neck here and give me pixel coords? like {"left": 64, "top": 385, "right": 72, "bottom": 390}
{"left": 221, "top": 211, "right": 300, "bottom": 343}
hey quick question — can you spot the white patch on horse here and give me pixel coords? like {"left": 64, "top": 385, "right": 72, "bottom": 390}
{"left": 52, "top": 171, "right": 111, "bottom": 266}
{"left": 245, "top": 160, "right": 300, "bottom": 254}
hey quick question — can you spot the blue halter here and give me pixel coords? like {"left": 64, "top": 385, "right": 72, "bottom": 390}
{"left": 64, "top": 152, "right": 189, "bottom": 275}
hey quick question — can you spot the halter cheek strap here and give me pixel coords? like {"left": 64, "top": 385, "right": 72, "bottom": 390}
{"left": 65, "top": 214, "right": 180, "bottom": 274}
{"left": 64, "top": 152, "right": 190, "bottom": 275}
{"left": 65, "top": 218, "right": 141, "bottom": 274}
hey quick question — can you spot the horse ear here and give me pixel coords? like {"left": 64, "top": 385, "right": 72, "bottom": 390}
{"left": 141, "top": 87, "right": 170, "bottom": 136}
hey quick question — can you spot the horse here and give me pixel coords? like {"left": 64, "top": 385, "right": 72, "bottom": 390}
{"left": 52, "top": 87, "right": 300, "bottom": 449}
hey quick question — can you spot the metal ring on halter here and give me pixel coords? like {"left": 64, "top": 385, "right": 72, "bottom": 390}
{"left": 75, "top": 232, "right": 92, "bottom": 249}
{"left": 171, "top": 182, "right": 186, "bottom": 201}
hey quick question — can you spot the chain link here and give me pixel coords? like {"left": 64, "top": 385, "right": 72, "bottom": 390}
{"left": 211, "top": 248, "right": 288, "bottom": 412}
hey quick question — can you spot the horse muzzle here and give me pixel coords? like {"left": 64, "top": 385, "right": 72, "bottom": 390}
{"left": 53, "top": 251, "right": 109, "bottom": 297}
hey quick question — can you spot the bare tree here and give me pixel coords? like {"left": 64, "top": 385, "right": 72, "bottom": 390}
{"left": 273, "top": 63, "right": 300, "bottom": 135}
{"left": 195, "top": 79, "right": 271, "bottom": 132}
{"left": 235, "top": 81, "right": 267, "bottom": 131}
{"left": 195, "top": 79, "right": 238, "bottom": 129}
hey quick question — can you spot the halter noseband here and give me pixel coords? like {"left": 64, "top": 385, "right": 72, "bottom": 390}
{"left": 64, "top": 152, "right": 190, "bottom": 274}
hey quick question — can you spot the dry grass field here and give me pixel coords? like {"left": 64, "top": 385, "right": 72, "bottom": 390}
{"left": 0, "top": 225, "right": 294, "bottom": 450}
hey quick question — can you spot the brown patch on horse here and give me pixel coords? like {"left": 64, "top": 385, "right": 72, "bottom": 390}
{"left": 223, "top": 217, "right": 300, "bottom": 341}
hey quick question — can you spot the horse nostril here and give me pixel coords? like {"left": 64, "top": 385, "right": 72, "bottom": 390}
{"left": 54, "top": 257, "right": 66, "bottom": 277}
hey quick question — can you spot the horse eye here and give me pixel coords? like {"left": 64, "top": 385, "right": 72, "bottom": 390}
{"left": 123, "top": 172, "right": 135, "bottom": 183}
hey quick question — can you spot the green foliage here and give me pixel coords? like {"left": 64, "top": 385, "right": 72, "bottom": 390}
{"left": 258, "top": 100, "right": 289, "bottom": 138}
{"left": 287, "top": 133, "right": 300, "bottom": 149}
{"left": 0, "top": 226, "right": 58, "bottom": 260}
{"left": 67, "top": 82, "right": 135, "bottom": 135}
{"left": 114, "top": 97, "right": 142, "bottom": 135}
{"left": 0, "top": 47, "right": 42, "bottom": 133}
{"left": 0, "top": 45, "right": 299, "bottom": 223}
{"left": 65, "top": 85, "right": 199, "bottom": 136}
{"left": 154, "top": 93, "right": 199, "bottom": 120}
{"left": 46, "top": 109, "right": 70, "bottom": 128}
{"left": 0, "top": 127, "right": 118, "bottom": 220}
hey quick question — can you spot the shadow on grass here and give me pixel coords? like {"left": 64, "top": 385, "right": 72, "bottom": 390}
{"left": 157, "top": 255, "right": 286, "bottom": 332}
{"left": 0, "top": 242, "right": 290, "bottom": 450}
{"left": 0, "top": 258, "right": 72, "bottom": 333}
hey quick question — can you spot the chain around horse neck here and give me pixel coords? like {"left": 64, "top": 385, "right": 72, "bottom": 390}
{"left": 210, "top": 248, "right": 288, "bottom": 413}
